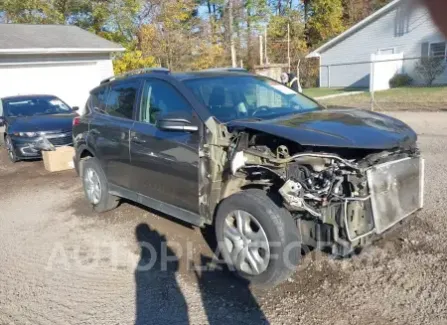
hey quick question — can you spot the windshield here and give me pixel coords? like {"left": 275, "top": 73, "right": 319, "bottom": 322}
{"left": 3, "top": 97, "right": 72, "bottom": 117}
{"left": 184, "top": 75, "right": 321, "bottom": 122}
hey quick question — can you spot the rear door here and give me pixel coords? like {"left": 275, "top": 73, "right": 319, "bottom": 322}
{"left": 89, "top": 79, "right": 141, "bottom": 189}
{"left": 129, "top": 78, "right": 201, "bottom": 213}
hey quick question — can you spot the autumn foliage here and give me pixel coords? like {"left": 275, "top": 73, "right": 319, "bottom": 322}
{"left": 0, "top": 0, "right": 392, "bottom": 77}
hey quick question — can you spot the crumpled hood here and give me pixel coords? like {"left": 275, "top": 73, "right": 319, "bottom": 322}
{"left": 7, "top": 113, "right": 75, "bottom": 133}
{"left": 229, "top": 109, "right": 417, "bottom": 149}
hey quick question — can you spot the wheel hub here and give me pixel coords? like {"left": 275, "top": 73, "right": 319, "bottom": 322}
{"left": 223, "top": 210, "right": 270, "bottom": 275}
{"left": 84, "top": 168, "right": 101, "bottom": 205}
{"left": 6, "top": 137, "right": 15, "bottom": 160}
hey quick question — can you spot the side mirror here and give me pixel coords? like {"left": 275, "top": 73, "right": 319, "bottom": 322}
{"left": 72, "top": 106, "right": 80, "bottom": 112}
{"left": 0, "top": 117, "right": 4, "bottom": 127}
{"left": 156, "top": 118, "right": 198, "bottom": 132}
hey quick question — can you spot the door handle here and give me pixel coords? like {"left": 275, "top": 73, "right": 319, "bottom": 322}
{"left": 131, "top": 136, "right": 146, "bottom": 144}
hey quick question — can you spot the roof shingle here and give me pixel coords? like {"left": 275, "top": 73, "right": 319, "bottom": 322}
{"left": 0, "top": 24, "right": 124, "bottom": 53}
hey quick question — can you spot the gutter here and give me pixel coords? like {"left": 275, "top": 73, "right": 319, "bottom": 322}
{"left": 0, "top": 48, "right": 126, "bottom": 55}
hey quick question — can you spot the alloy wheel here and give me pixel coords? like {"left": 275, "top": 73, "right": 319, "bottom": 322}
{"left": 5, "top": 137, "right": 16, "bottom": 161}
{"left": 223, "top": 210, "right": 270, "bottom": 275}
{"left": 84, "top": 168, "right": 102, "bottom": 205}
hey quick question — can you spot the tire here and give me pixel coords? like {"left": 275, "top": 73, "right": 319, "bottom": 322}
{"left": 5, "top": 135, "right": 19, "bottom": 163}
{"left": 81, "top": 157, "right": 119, "bottom": 213}
{"left": 215, "top": 189, "right": 301, "bottom": 288}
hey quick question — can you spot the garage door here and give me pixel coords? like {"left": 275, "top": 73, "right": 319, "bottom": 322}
{"left": 0, "top": 62, "right": 100, "bottom": 109}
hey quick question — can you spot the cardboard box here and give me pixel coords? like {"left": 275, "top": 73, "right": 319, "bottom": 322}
{"left": 42, "top": 146, "right": 75, "bottom": 172}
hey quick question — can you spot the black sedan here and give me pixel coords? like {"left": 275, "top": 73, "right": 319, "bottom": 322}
{"left": 0, "top": 95, "right": 78, "bottom": 162}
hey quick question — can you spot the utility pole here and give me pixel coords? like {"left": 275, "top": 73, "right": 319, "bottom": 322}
{"left": 264, "top": 26, "right": 269, "bottom": 65}
{"left": 287, "top": 23, "right": 291, "bottom": 73}
{"left": 259, "top": 35, "right": 263, "bottom": 65}
{"left": 229, "top": 0, "right": 237, "bottom": 68}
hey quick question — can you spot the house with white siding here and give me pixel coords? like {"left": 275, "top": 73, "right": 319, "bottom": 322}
{"left": 0, "top": 24, "right": 124, "bottom": 113}
{"left": 306, "top": 0, "right": 446, "bottom": 89}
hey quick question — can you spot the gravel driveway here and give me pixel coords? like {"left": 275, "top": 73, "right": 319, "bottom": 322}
{"left": 1, "top": 112, "right": 447, "bottom": 325}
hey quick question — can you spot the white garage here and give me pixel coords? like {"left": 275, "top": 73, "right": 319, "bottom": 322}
{"left": 0, "top": 24, "right": 124, "bottom": 114}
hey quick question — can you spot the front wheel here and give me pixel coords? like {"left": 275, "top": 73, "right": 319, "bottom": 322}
{"left": 215, "top": 189, "right": 301, "bottom": 288}
{"left": 5, "top": 135, "right": 18, "bottom": 163}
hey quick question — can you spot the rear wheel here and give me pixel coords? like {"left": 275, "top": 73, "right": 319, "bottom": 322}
{"left": 5, "top": 135, "right": 18, "bottom": 163}
{"left": 215, "top": 189, "right": 301, "bottom": 288}
{"left": 81, "top": 157, "right": 119, "bottom": 212}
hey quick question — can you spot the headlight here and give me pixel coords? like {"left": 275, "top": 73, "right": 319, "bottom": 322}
{"left": 13, "top": 132, "right": 38, "bottom": 137}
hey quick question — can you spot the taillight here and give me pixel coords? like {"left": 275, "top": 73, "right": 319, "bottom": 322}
{"left": 73, "top": 116, "right": 81, "bottom": 126}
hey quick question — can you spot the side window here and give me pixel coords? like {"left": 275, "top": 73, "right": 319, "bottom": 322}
{"left": 139, "top": 79, "right": 191, "bottom": 124}
{"left": 89, "top": 86, "right": 109, "bottom": 113}
{"left": 105, "top": 81, "right": 140, "bottom": 119}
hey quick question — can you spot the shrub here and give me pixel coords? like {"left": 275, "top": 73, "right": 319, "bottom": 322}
{"left": 113, "top": 51, "right": 157, "bottom": 75}
{"left": 415, "top": 57, "right": 446, "bottom": 86}
{"left": 389, "top": 74, "right": 413, "bottom": 88}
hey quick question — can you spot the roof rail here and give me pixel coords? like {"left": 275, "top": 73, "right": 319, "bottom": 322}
{"left": 100, "top": 67, "right": 170, "bottom": 84}
{"left": 201, "top": 67, "right": 248, "bottom": 73}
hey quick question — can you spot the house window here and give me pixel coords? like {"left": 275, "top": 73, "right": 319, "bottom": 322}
{"left": 429, "top": 42, "right": 447, "bottom": 59}
{"left": 378, "top": 48, "right": 395, "bottom": 55}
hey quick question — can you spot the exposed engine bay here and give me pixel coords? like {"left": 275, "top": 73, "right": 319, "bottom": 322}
{"left": 200, "top": 119, "right": 424, "bottom": 256}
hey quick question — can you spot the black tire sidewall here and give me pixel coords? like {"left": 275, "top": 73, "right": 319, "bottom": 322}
{"left": 215, "top": 189, "right": 301, "bottom": 287}
{"left": 81, "top": 157, "right": 117, "bottom": 212}
{"left": 5, "top": 136, "right": 18, "bottom": 163}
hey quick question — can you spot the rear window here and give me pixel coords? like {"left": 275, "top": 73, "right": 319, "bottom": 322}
{"left": 105, "top": 80, "right": 140, "bottom": 119}
{"left": 89, "top": 86, "right": 109, "bottom": 113}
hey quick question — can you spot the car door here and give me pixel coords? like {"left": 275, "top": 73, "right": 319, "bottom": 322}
{"left": 129, "top": 78, "right": 200, "bottom": 214}
{"left": 89, "top": 79, "right": 140, "bottom": 189}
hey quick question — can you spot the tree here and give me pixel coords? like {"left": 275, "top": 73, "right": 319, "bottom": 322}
{"left": 0, "top": 0, "right": 394, "bottom": 75}
{"left": 245, "top": 0, "right": 269, "bottom": 68}
{"left": 267, "top": 9, "right": 307, "bottom": 65}
{"left": 415, "top": 57, "right": 446, "bottom": 86}
{"left": 306, "top": 0, "right": 344, "bottom": 47}
{"left": 341, "top": 0, "right": 392, "bottom": 26}
{"left": 1, "top": 0, "right": 65, "bottom": 24}
{"left": 113, "top": 50, "right": 157, "bottom": 74}
{"left": 139, "top": 0, "right": 199, "bottom": 70}
{"left": 228, "top": 0, "right": 237, "bottom": 67}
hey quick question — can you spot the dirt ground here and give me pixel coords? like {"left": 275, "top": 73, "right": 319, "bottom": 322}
{"left": 1, "top": 112, "right": 447, "bottom": 325}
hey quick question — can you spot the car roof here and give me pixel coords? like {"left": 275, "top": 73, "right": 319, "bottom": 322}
{"left": 92, "top": 70, "right": 258, "bottom": 94}
{"left": 172, "top": 71, "right": 254, "bottom": 81}
{"left": 2, "top": 94, "right": 59, "bottom": 102}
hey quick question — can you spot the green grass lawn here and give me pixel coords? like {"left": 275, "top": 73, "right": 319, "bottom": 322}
{"left": 319, "top": 86, "right": 447, "bottom": 111}
{"left": 303, "top": 87, "right": 366, "bottom": 98}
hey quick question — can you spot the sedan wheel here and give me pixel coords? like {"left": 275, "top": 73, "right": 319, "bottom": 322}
{"left": 84, "top": 167, "right": 102, "bottom": 205}
{"left": 5, "top": 136, "right": 18, "bottom": 163}
{"left": 223, "top": 210, "right": 270, "bottom": 275}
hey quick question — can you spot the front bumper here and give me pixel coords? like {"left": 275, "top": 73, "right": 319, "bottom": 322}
{"left": 344, "top": 156, "right": 424, "bottom": 242}
{"left": 299, "top": 155, "right": 425, "bottom": 256}
{"left": 10, "top": 132, "right": 73, "bottom": 159}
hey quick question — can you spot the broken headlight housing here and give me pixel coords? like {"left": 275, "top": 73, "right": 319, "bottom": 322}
{"left": 13, "top": 132, "right": 39, "bottom": 137}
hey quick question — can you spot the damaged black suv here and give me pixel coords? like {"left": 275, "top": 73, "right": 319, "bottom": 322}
{"left": 73, "top": 69, "right": 424, "bottom": 287}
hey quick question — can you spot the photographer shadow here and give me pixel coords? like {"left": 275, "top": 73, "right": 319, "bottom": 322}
{"left": 134, "top": 223, "right": 188, "bottom": 325}
{"left": 194, "top": 226, "right": 269, "bottom": 324}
